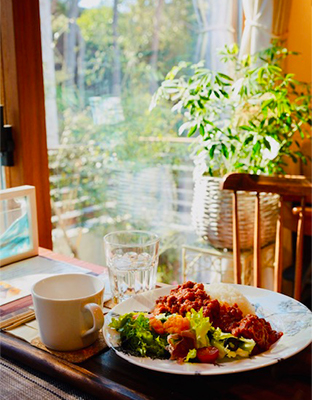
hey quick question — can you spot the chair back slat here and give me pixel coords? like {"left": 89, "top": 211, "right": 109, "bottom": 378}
{"left": 220, "top": 173, "right": 312, "bottom": 300}
{"left": 232, "top": 191, "right": 241, "bottom": 284}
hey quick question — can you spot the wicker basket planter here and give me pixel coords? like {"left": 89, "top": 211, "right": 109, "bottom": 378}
{"left": 191, "top": 176, "right": 279, "bottom": 250}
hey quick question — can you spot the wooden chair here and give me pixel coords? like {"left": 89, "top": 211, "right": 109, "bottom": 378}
{"left": 220, "top": 173, "right": 312, "bottom": 300}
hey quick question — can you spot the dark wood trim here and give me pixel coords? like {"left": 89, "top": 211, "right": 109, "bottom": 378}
{"left": 0, "top": 333, "right": 143, "bottom": 400}
{"left": 221, "top": 173, "right": 312, "bottom": 199}
{"left": 0, "top": 0, "right": 52, "bottom": 249}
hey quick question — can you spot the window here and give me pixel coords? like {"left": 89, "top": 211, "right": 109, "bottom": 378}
{"left": 39, "top": 0, "right": 241, "bottom": 283}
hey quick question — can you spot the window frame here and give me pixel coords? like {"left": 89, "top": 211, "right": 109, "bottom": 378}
{"left": 0, "top": 0, "right": 52, "bottom": 249}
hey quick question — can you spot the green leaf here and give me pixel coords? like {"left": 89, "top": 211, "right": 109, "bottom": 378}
{"left": 269, "top": 65, "right": 282, "bottom": 73}
{"left": 257, "top": 68, "right": 265, "bottom": 82}
{"left": 290, "top": 82, "right": 296, "bottom": 90}
{"left": 185, "top": 348, "right": 197, "bottom": 363}
{"left": 197, "top": 100, "right": 204, "bottom": 109}
{"left": 186, "top": 309, "right": 211, "bottom": 348}
{"left": 199, "top": 124, "right": 205, "bottom": 136}
{"left": 209, "top": 144, "right": 217, "bottom": 158}
{"left": 218, "top": 72, "right": 233, "bottom": 81}
{"left": 244, "top": 135, "right": 254, "bottom": 145}
{"left": 220, "top": 89, "right": 229, "bottom": 98}
{"left": 188, "top": 125, "right": 198, "bottom": 137}
{"left": 297, "top": 125, "right": 305, "bottom": 139}
{"left": 203, "top": 119, "right": 216, "bottom": 127}
{"left": 235, "top": 162, "right": 246, "bottom": 169}
{"left": 289, "top": 154, "right": 298, "bottom": 163}
{"left": 215, "top": 75, "right": 222, "bottom": 86}
{"left": 268, "top": 117, "right": 276, "bottom": 125}
{"left": 261, "top": 99, "right": 274, "bottom": 109}
{"left": 221, "top": 143, "right": 229, "bottom": 158}
{"left": 263, "top": 138, "right": 271, "bottom": 150}
{"left": 253, "top": 142, "right": 261, "bottom": 153}
{"left": 240, "top": 125, "right": 253, "bottom": 131}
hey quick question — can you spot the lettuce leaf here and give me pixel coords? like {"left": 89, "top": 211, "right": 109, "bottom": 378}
{"left": 237, "top": 337, "right": 256, "bottom": 354}
{"left": 211, "top": 327, "right": 255, "bottom": 359}
{"left": 186, "top": 308, "right": 212, "bottom": 348}
{"left": 185, "top": 348, "right": 197, "bottom": 362}
{"left": 109, "top": 312, "right": 168, "bottom": 359}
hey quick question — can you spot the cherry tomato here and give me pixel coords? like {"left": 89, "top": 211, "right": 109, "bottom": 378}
{"left": 197, "top": 346, "right": 219, "bottom": 363}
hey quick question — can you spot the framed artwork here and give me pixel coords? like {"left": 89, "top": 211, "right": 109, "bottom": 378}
{"left": 0, "top": 185, "right": 39, "bottom": 266}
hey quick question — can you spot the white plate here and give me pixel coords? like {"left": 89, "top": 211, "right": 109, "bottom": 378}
{"left": 103, "top": 285, "right": 312, "bottom": 375}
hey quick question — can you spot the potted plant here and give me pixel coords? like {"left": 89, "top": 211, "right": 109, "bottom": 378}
{"left": 150, "top": 43, "right": 311, "bottom": 249}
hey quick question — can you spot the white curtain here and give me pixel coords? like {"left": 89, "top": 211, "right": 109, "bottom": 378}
{"left": 239, "top": 0, "right": 293, "bottom": 58}
{"left": 193, "top": 0, "right": 238, "bottom": 72}
{"left": 39, "top": 0, "right": 59, "bottom": 148}
{"left": 239, "top": 0, "right": 273, "bottom": 57}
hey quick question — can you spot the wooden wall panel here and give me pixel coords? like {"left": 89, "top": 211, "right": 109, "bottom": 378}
{"left": 0, "top": 0, "right": 52, "bottom": 249}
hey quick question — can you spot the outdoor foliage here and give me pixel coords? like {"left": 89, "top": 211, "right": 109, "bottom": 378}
{"left": 46, "top": 1, "right": 199, "bottom": 276}
{"left": 50, "top": 0, "right": 195, "bottom": 168}
{"left": 151, "top": 43, "right": 312, "bottom": 177}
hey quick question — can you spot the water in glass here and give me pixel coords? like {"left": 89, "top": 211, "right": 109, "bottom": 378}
{"left": 108, "top": 251, "right": 158, "bottom": 302}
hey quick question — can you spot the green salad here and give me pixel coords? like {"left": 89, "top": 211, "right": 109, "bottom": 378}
{"left": 109, "top": 308, "right": 255, "bottom": 363}
{"left": 109, "top": 312, "right": 168, "bottom": 359}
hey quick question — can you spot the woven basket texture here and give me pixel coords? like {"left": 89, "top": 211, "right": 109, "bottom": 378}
{"left": 191, "top": 176, "right": 279, "bottom": 250}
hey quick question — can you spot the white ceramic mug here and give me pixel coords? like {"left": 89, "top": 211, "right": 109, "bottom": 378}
{"left": 31, "top": 273, "right": 104, "bottom": 351}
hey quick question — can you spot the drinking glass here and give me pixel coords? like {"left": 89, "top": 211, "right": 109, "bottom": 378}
{"left": 104, "top": 230, "right": 160, "bottom": 303}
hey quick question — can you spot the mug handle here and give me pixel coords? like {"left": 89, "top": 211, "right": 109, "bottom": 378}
{"left": 81, "top": 303, "right": 104, "bottom": 337}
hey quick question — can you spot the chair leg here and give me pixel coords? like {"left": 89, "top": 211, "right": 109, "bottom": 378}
{"left": 233, "top": 191, "right": 241, "bottom": 284}
{"left": 274, "top": 198, "right": 283, "bottom": 293}
{"left": 254, "top": 193, "right": 261, "bottom": 287}
{"left": 294, "top": 198, "right": 305, "bottom": 301}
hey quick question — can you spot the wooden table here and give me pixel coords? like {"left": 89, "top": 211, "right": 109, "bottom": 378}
{"left": 1, "top": 249, "right": 311, "bottom": 400}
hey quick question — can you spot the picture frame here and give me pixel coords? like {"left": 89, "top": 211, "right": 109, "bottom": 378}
{"left": 0, "top": 185, "right": 39, "bottom": 266}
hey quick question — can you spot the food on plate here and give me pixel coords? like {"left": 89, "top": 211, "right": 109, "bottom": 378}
{"left": 109, "top": 281, "right": 283, "bottom": 364}
{"left": 204, "top": 283, "right": 255, "bottom": 316}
